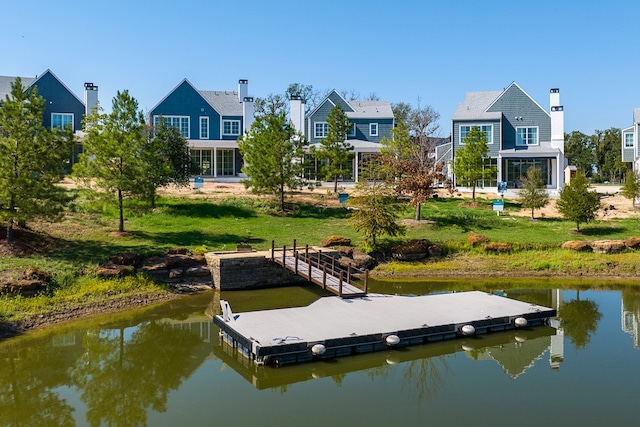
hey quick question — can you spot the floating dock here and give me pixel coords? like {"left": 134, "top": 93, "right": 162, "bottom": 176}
{"left": 213, "top": 291, "right": 556, "bottom": 366}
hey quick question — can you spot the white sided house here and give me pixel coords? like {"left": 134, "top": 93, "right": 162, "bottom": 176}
{"left": 442, "top": 82, "right": 567, "bottom": 195}
{"left": 621, "top": 108, "right": 640, "bottom": 172}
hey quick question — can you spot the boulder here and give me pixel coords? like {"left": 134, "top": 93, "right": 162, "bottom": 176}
{"left": 625, "top": 237, "right": 640, "bottom": 249}
{"left": 591, "top": 240, "right": 626, "bottom": 254}
{"left": 108, "top": 252, "right": 143, "bottom": 267}
{"left": 561, "top": 241, "right": 592, "bottom": 252}
{"left": 321, "top": 235, "right": 351, "bottom": 247}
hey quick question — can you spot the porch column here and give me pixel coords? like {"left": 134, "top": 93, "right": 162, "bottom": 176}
{"left": 214, "top": 148, "right": 218, "bottom": 177}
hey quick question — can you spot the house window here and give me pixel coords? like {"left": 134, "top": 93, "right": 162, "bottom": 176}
{"left": 624, "top": 133, "right": 634, "bottom": 148}
{"left": 349, "top": 123, "right": 356, "bottom": 137}
{"left": 200, "top": 117, "right": 209, "bottom": 139}
{"left": 216, "top": 149, "right": 235, "bottom": 176}
{"left": 52, "top": 113, "right": 73, "bottom": 129}
{"left": 460, "top": 124, "right": 493, "bottom": 144}
{"left": 155, "top": 115, "right": 190, "bottom": 138}
{"left": 314, "top": 122, "right": 329, "bottom": 138}
{"left": 222, "top": 120, "right": 241, "bottom": 136}
{"left": 370, "top": 123, "right": 379, "bottom": 137}
{"left": 516, "top": 127, "right": 538, "bottom": 146}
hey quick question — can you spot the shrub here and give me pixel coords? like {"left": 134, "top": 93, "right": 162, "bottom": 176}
{"left": 482, "top": 242, "right": 512, "bottom": 253}
{"left": 321, "top": 235, "right": 351, "bottom": 247}
{"left": 467, "top": 233, "right": 490, "bottom": 246}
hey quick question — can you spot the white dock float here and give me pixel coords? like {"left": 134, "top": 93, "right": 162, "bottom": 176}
{"left": 213, "top": 291, "right": 556, "bottom": 366}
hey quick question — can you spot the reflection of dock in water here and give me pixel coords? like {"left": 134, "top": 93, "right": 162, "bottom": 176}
{"left": 212, "top": 325, "right": 559, "bottom": 390}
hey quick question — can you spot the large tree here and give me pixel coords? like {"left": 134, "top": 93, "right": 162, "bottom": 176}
{"left": 144, "top": 119, "right": 195, "bottom": 208}
{"left": 347, "top": 158, "right": 405, "bottom": 249}
{"left": 0, "top": 78, "right": 74, "bottom": 244}
{"left": 315, "top": 104, "right": 354, "bottom": 192}
{"left": 593, "top": 128, "right": 629, "bottom": 182}
{"left": 556, "top": 172, "right": 600, "bottom": 232}
{"left": 238, "top": 110, "right": 307, "bottom": 211}
{"left": 452, "top": 126, "right": 495, "bottom": 201}
{"left": 73, "top": 90, "right": 148, "bottom": 233}
{"left": 518, "top": 167, "right": 549, "bottom": 219}
{"left": 381, "top": 119, "right": 445, "bottom": 220}
{"left": 565, "top": 130, "right": 594, "bottom": 177}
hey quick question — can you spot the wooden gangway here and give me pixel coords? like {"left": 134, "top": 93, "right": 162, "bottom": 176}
{"left": 270, "top": 240, "right": 368, "bottom": 298}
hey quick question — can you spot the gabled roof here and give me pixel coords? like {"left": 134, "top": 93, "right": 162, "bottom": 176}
{"left": 453, "top": 82, "right": 549, "bottom": 121}
{"left": 306, "top": 89, "right": 393, "bottom": 119}
{"left": 0, "top": 69, "right": 83, "bottom": 106}
{"left": 150, "top": 78, "right": 243, "bottom": 117}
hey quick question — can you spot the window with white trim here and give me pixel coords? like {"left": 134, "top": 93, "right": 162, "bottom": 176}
{"left": 624, "top": 133, "right": 634, "bottom": 148}
{"left": 314, "top": 122, "right": 329, "bottom": 138}
{"left": 200, "top": 117, "right": 209, "bottom": 139}
{"left": 459, "top": 124, "right": 493, "bottom": 144}
{"left": 154, "top": 115, "right": 190, "bottom": 138}
{"left": 222, "top": 120, "right": 241, "bottom": 136}
{"left": 369, "top": 123, "right": 378, "bottom": 137}
{"left": 52, "top": 113, "right": 73, "bottom": 129}
{"left": 516, "top": 127, "right": 538, "bottom": 146}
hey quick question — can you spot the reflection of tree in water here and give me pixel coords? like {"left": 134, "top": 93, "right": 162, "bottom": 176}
{"left": 559, "top": 291, "right": 602, "bottom": 350}
{"left": 69, "top": 321, "right": 203, "bottom": 426}
{"left": 0, "top": 339, "right": 76, "bottom": 426}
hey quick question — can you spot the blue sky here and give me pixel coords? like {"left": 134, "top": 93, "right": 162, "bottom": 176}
{"left": 2, "top": 0, "right": 638, "bottom": 136}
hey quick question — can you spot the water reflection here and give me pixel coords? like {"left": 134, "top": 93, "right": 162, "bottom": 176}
{"left": 2, "top": 284, "right": 640, "bottom": 426}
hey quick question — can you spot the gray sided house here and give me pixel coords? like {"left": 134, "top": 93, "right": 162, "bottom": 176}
{"left": 290, "top": 90, "right": 394, "bottom": 182}
{"left": 621, "top": 108, "right": 640, "bottom": 172}
{"left": 443, "top": 82, "right": 566, "bottom": 194}
{"left": 0, "top": 69, "right": 97, "bottom": 166}
{"left": 149, "top": 79, "right": 254, "bottom": 178}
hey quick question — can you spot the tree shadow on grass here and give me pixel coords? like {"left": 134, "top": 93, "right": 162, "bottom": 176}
{"left": 285, "top": 202, "right": 349, "bottom": 219}
{"left": 574, "top": 225, "right": 630, "bottom": 237}
{"left": 161, "top": 200, "right": 256, "bottom": 219}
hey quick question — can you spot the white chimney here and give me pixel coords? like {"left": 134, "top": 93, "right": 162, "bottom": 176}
{"left": 238, "top": 79, "right": 248, "bottom": 103}
{"left": 243, "top": 97, "right": 254, "bottom": 133}
{"left": 289, "top": 95, "right": 305, "bottom": 136}
{"left": 550, "top": 88, "right": 564, "bottom": 153}
{"left": 84, "top": 82, "right": 98, "bottom": 115}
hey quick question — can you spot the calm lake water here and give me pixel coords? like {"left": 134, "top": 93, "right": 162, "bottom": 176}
{"left": 1, "top": 280, "right": 639, "bottom": 427}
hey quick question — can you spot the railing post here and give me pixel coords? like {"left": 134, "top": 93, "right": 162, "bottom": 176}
{"left": 322, "top": 265, "right": 327, "bottom": 290}
{"left": 317, "top": 250, "right": 322, "bottom": 268}
{"left": 282, "top": 245, "right": 286, "bottom": 266}
{"left": 305, "top": 244, "right": 309, "bottom": 262}
{"left": 364, "top": 269, "right": 369, "bottom": 294}
{"left": 332, "top": 256, "right": 336, "bottom": 276}
{"left": 308, "top": 254, "right": 312, "bottom": 279}
{"left": 295, "top": 251, "right": 299, "bottom": 274}
{"left": 271, "top": 240, "right": 275, "bottom": 261}
{"left": 339, "top": 271, "right": 343, "bottom": 297}
{"left": 293, "top": 239, "right": 297, "bottom": 257}
{"left": 347, "top": 263, "right": 351, "bottom": 284}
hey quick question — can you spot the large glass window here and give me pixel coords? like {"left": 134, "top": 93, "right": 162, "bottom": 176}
{"left": 52, "top": 113, "right": 73, "bottom": 129}
{"left": 460, "top": 124, "right": 493, "bottom": 144}
{"left": 155, "top": 116, "right": 189, "bottom": 138}
{"left": 624, "top": 133, "right": 634, "bottom": 148}
{"left": 516, "top": 127, "right": 538, "bottom": 146}
{"left": 190, "top": 149, "right": 213, "bottom": 175}
{"left": 216, "top": 149, "right": 235, "bottom": 176}
{"left": 505, "top": 158, "right": 550, "bottom": 188}
{"left": 455, "top": 157, "right": 497, "bottom": 188}
{"left": 200, "top": 117, "right": 209, "bottom": 139}
{"left": 222, "top": 120, "right": 240, "bottom": 136}
{"left": 314, "top": 122, "right": 328, "bottom": 138}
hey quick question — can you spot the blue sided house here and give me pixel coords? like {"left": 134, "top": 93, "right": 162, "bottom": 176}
{"left": 621, "top": 108, "right": 640, "bottom": 172}
{"left": 290, "top": 90, "right": 394, "bottom": 182}
{"left": 0, "top": 69, "right": 97, "bottom": 165}
{"left": 149, "top": 79, "right": 254, "bottom": 178}
{"left": 443, "top": 82, "right": 567, "bottom": 194}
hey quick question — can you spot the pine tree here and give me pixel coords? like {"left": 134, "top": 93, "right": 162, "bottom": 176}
{"left": 0, "top": 78, "right": 74, "bottom": 244}
{"left": 556, "top": 172, "right": 600, "bottom": 231}
{"left": 452, "top": 126, "right": 495, "bottom": 201}
{"left": 73, "top": 90, "right": 147, "bottom": 233}
{"left": 315, "top": 104, "right": 353, "bottom": 192}
{"left": 347, "top": 158, "right": 406, "bottom": 249}
{"left": 238, "top": 110, "right": 307, "bottom": 211}
{"left": 519, "top": 167, "right": 549, "bottom": 219}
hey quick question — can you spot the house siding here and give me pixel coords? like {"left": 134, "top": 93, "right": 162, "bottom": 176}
{"left": 150, "top": 80, "right": 222, "bottom": 139}
{"left": 307, "top": 100, "right": 337, "bottom": 144}
{"left": 29, "top": 71, "right": 85, "bottom": 132}
{"left": 622, "top": 128, "right": 634, "bottom": 162}
{"left": 221, "top": 115, "right": 243, "bottom": 140}
{"left": 486, "top": 85, "right": 551, "bottom": 149}
{"left": 453, "top": 119, "right": 501, "bottom": 157}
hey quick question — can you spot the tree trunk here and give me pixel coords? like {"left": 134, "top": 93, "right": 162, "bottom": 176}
{"left": 118, "top": 188, "right": 125, "bottom": 232}
{"left": 6, "top": 197, "right": 15, "bottom": 244}
{"left": 333, "top": 176, "right": 338, "bottom": 193}
{"left": 531, "top": 207, "right": 535, "bottom": 220}
{"left": 415, "top": 203, "right": 421, "bottom": 221}
{"left": 280, "top": 182, "right": 285, "bottom": 212}
{"left": 472, "top": 184, "right": 476, "bottom": 201}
